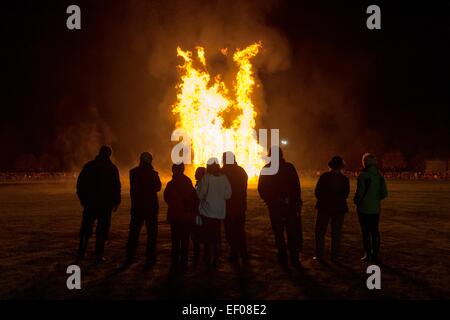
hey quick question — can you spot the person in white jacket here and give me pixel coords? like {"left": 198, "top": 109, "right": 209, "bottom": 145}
{"left": 196, "top": 157, "right": 232, "bottom": 267}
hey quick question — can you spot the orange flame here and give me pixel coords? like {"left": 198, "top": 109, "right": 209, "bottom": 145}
{"left": 172, "top": 43, "right": 265, "bottom": 178}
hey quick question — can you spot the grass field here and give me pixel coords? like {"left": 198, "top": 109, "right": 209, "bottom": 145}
{"left": 0, "top": 178, "right": 449, "bottom": 299}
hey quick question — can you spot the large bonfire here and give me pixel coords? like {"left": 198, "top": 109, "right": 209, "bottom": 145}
{"left": 172, "top": 43, "right": 265, "bottom": 178}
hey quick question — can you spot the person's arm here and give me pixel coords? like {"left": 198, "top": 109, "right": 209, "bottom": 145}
{"left": 154, "top": 172, "right": 162, "bottom": 192}
{"left": 343, "top": 176, "right": 350, "bottom": 199}
{"left": 112, "top": 166, "right": 121, "bottom": 210}
{"left": 196, "top": 175, "right": 208, "bottom": 200}
{"left": 76, "top": 164, "right": 88, "bottom": 206}
{"left": 257, "top": 174, "right": 267, "bottom": 201}
{"left": 242, "top": 169, "right": 248, "bottom": 209}
{"left": 129, "top": 170, "right": 136, "bottom": 206}
{"left": 188, "top": 181, "right": 198, "bottom": 216}
{"left": 380, "top": 176, "right": 388, "bottom": 200}
{"left": 163, "top": 181, "right": 172, "bottom": 204}
{"left": 314, "top": 175, "right": 323, "bottom": 200}
{"left": 243, "top": 169, "right": 248, "bottom": 196}
{"left": 353, "top": 174, "right": 366, "bottom": 205}
{"left": 224, "top": 176, "right": 232, "bottom": 200}
{"left": 290, "top": 164, "right": 303, "bottom": 208}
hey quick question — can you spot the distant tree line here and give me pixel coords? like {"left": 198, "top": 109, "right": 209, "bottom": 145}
{"left": 13, "top": 153, "right": 61, "bottom": 172}
{"left": 3, "top": 151, "right": 449, "bottom": 173}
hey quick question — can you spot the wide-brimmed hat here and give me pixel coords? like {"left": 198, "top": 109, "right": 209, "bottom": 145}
{"left": 328, "top": 155, "right": 345, "bottom": 170}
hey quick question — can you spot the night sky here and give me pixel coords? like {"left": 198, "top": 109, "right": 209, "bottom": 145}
{"left": 2, "top": 0, "right": 450, "bottom": 171}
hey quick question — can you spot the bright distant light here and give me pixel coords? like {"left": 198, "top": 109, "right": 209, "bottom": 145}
{"left": 281, "top": 139, "right": 288, "bottom": 145}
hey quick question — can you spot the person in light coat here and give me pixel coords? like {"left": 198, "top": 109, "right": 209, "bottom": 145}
{"left": 196, "top": 157, "right": 232, "bottom": 267}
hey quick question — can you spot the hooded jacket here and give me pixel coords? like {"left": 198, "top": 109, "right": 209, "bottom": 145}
{"left": 353, "top": 165, "right": 388, "bottom": 214}
{"left": 196, "top": 173, "right": 232, "bottom": 220}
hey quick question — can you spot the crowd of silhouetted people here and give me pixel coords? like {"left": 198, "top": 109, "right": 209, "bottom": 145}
{"left": 75, "top": 145, "right": 389, "bottom": 271}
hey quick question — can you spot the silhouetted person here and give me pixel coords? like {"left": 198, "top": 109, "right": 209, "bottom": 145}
{"left": 258, "top": 146, "right": 303, "bottom": 268}
{"left": 126, "top": 152, "right": 161, "bottom": 266}
{"left": 192, "top": 166, "right": 206, "bottom": 265}
{"left": 221, "top": 151, "right": 249, "bottom": 263}
{"left": 164, "top": 163, "right": 197, "bottom": 271}
{"left": 76, "top": 145, "right": 121, "bottom": 263}
{"left": 196, "top": 158, "right": 232, "bottom": 267}
{"left": 354, "top": 153, "right": 388, "bottom": 263}
{"left": 314, "top": 156, "right": 350, "bottom": 262}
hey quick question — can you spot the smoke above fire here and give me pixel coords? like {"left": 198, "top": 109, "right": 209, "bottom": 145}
{"left": 61, "top": 0, "right": 374, "bottom": 172}
{"left": 139, "top": 0, "right": 375, "bottom": 172}
{"left": 141, "top": 0, "right": 292, "bottom": 173}
{"left": 1, "top": 0, "right": 384, "bottom": 172}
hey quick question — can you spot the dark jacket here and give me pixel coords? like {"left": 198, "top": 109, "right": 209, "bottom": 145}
{"left": 315, "top": 171, "right": 350, "bottom": 214}
{"left": 130, "top": 163, "right": 161, "bottom": 215}
{"left": 222, "top": 164, "right": 248, "bottom": 215}
{"left": 354, "top": 165, "right": 388, "bottom": 214}
{"left": 258, "top": 159, "right": 302, "bottom": 209}
{"left": 76, "top": 155, "right": 121, "bottom": 209}
{"left": 164, "top": 173, "right": 197, "bottom": 223}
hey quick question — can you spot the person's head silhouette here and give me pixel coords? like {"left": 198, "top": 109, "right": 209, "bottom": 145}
{"left": 328, "top": 155, "right": 345, "bottom": 171}
{"left": 140, "top": 152, "right": 153, "bottom": 165}
{"left": 268, "top": 146, "right": 284, "bottom": 161}
{"left": 362, "top": 153, "right": 377, "bottom": 169}
{"left": 195, "top": 166, "right": 206, "bottom": 181}
{"left": 172, "top": 162, "right": 185, "bottom": 176}
{"left": 98, "top": 145, "right": 112, "bottom": 159}
{"left": 222, "top": 151, "right": 236, "bottom": 166}
{"left": 206, "top": 157, "right": 220, "bottom": 176}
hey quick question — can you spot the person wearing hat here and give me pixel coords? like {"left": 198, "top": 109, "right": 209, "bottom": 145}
{"left": 313, "top": 155, "right": 350, "bottom": 262}
{"left": 76, "top": 145, "right": 121, "bottom": 263}
{"left": 354, "top": 153, "right": 388, "bottom": 263}
{"left": 125, "top": 152, "right": 162, "bottom": 266}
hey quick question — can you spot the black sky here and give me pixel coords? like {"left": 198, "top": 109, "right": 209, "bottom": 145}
{"left": 1, "top": 0, "right": 450, "bottom": 170}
